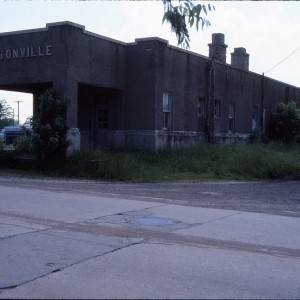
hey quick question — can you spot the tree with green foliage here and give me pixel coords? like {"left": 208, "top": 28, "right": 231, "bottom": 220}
{"left": 0, "top": 99, "right": 14, "bottom": 128}
{"left": 162, "top": 0, "right": 214, "bottom": 49}
{"left": 31, "top": 89, "right": 69, "bottom": 160}
{"left": 269, "top": 101, "right": 300, "bottom": 143}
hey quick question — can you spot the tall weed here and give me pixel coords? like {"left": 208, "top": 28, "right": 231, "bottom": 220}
{"left": 2, "top": 143, "right": 300, "bottom": 182}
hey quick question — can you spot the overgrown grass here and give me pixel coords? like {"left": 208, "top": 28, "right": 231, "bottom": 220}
{"left": 55, "top": 143, "right": 300, "bottom": 181}
{"left": 1, "top": 143, "right": 300, "bottom": 182}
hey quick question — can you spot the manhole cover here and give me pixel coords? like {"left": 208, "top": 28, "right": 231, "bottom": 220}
{"left": 131, "top": 217, "right": 174, "bottom": 226}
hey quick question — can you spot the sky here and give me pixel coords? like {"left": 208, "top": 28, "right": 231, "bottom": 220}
{"left": 0, "top": 0, "right": 299, "bottom": 124}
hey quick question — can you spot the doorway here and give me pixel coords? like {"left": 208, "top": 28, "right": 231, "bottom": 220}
{"left": 78, "top": 83, "right": 123, "bottom": 149}
{"left": 95, "top": 100, "right": 109, "bottom": 147}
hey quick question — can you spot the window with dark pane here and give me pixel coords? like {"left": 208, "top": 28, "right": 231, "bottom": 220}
{"left": 98, "top": 109, "right": 108, "bottom": 129}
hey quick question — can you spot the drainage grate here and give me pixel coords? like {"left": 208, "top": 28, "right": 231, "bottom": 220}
{"left": 131, "top": 217, "right": 174, "bottom": 226}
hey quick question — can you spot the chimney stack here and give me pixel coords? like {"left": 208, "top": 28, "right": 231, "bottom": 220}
{"left": 208, "top": 33, "right": 227, "bottom": 64}
{"left": 231, "top": 47, "right": 249, "bottom": 71}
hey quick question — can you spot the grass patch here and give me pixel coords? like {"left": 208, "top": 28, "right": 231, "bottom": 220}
{"left": 1, "top": 143, "right": 300, "bottom": 182}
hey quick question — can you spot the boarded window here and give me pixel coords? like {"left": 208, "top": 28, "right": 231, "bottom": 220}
{"left": 252, "top": 106, "right": 258, "bottom": 130}
{"left": 198, "top": 98, "right": 205, "bottom": 118}
{"left": 97, "top": 109, "right": 108, "bottom": 129}
{"left": 215, "top": 100, "right": 221, "bottom": 118}
{"left": 163, "top": 92, "right": 172, "bottom": 130}
{"left": 229, "top": 102, "right": 235, "bottom": 133}
{"left": 263, "top": 108, "right": 267, "bottom": 135}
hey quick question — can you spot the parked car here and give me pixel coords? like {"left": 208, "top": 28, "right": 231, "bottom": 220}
{"left": 0, "top": 129, "right": 4, "bottom": 143}
{"left": 0, "top": 126, "right": 24, "bottom": 145}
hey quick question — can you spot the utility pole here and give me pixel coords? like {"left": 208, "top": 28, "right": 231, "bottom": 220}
{"left": 261, "top": 73, "right": 265, "bottom": 140}
{"left": 14, "top": 101, "right": 23, "bottom": 125}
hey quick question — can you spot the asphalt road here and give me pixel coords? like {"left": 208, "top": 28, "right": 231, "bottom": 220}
{"left": 0, "top": 177, "right": 299, "bottom": 299}
{"left": 0, "top": 176, "right": 299, "bottom": 216}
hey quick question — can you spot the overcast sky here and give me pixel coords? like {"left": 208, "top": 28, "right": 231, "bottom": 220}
{"left": 0, "top": 0, "right": 299, "bottom": 123}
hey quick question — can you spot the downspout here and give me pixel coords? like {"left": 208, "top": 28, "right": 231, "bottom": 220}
{"left": 261, "top": 72, "right": 265, "bottom": 140}
{"left": 207, "top": 59, "right": 215, "bottom": 143}
{"left": 211, "top": 61, "right": 216, "bottom": 143}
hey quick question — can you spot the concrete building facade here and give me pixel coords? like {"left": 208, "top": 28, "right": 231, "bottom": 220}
{"left": 1, "top": 22, "right": 299, "bottom": 150}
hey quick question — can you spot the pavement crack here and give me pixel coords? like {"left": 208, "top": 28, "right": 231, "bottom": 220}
{"left": 83, "top": 203, "right": 167, "bottom": 224}
{"left": 0, "top": 240, "right": 144, "bottom": 291}
{"left": 0, "top": 211, "right": 65, "bottom": 229}
{"left": 98, "top": 241, "right": 144, "bottom": 256}
{"left": 0, "top": 227, "right": 50, "bottom": 241}
{"left": 61, "top": 222, "right": 300, "bottom": 259}
{"left": 50, "top": 268, "right": 61, "bottom": 273}
{"left": 0, "top": 222, "right": 41, "bottom": 231}
{"left": 198, "top": 211, "right": 244, "bottom": 226}
{"left": 54, "top": 241, "right": 146, "bottom": 275}
{"left": 0, "top": 285, "right": 19, "bottom": 292}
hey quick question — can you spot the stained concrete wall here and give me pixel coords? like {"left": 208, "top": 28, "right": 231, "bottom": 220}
{"left": 148, "top": 39, "right": 299, "bottom": 147}
{"left": 125, "top": 39, "right": 157, "bottom": 131}
{"left": 1, "top": 22, "right": 299, "bottom": 150}
{"left": 154, "top": 42, "right": 208, "bottom": 132}
{"left": 0, "top": 22, "right": 126, "bottom": 129}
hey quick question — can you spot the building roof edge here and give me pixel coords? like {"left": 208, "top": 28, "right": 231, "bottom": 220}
{"left": 0, "top": 27, "right": 48, "bottom": 37}
{"left": 46, "top": 21, "right": 85, "bottom": 30}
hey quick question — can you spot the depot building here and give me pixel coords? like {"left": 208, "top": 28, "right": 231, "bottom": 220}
{"left": 1, "top": 21, "right": 299, "bottom": 150}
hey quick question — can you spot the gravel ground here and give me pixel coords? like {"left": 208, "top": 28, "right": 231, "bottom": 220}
{"left": 0, "top": 175, "right": 299, "bottom": 217}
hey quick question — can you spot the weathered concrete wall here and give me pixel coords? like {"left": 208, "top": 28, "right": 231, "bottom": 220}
{"left": 0, "top": 22, "right": 127, "bottom": 129}
{"left": 214, "top": 133, "right": 250, "bottom": 144}
{"left": 130, "top": 39, "right": 300, "bottom": 148}
{"left": 155, "top": 131, "right": 206, "bottom": 150}
{"left": 1, "top": 22, "right": 299, "bottom": 151}
{"left": 66, "top": 128, "right": 81, "bottom": 156}
{"left": 125, "top": 39, "right": 157, "bottom": 131}
{"left": 64, "top": 23, "right": 126, "bottom": 89}
{"left": 213, "top": 63, "right": 263, "bottom": 135}
{"left": 0, "top": 25, "right": 66, "bottom": 87}
{"left": 154, "top": 42, "right": 208, "bottom": 133}
{"left": 106, "top": 130, "right": 206, "bottom": 151}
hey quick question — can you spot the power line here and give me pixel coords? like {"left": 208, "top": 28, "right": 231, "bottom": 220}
{"left": 264, "top": 46, "right": 300, "bottom": 74}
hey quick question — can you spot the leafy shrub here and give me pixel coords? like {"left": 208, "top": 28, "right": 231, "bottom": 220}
{"left": 248, "top": 128, "right": 262, "bottom": 143}
{"left": 269, "top": 101, "right": 300, "bottom": 143}
{"left": 14, "top": 135, "right": 34, "bottom": 154}
{"left": 0, "top": 99, "right": 14, "bottom": 128}
{"left": 12, "top": 126, "right": 34, "bottom": 154}
{"left": 31, "top": 89, "right": 69, "bottom": 161}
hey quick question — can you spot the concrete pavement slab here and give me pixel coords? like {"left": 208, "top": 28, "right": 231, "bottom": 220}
{"left": 0, "top": 186, "right": 164, "bottom": 223}
{"left": 130, "top": 204, "right": 241, "bottom": 224}
{"left": 1, "top": 182, "right": 300, "bottom": 299}
{"left": 176, "top": 211, "right": 300, "bottom": 249}
{"left": 1, "top": 243, "right": 299, "bottom": 299}
{"left": 0, "top": 214, "right": 50, "bottom": 238}
{"left": 0, "top": 223, "right": 39, "bottom": 239}
{"left": 84, "top": 204, "right": 242, "bottom": 233}
{"left": 0, "top": 228, "right": 137, "bottom": 289}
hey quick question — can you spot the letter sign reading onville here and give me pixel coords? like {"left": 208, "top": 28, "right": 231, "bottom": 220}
{"left": 0, "top": 45, "right": 53, "bottom": 61}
